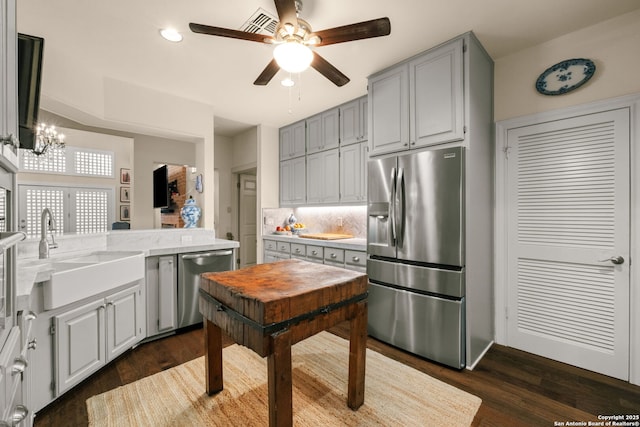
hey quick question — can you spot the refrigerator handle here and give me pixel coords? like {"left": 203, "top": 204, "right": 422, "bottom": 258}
{"left": 390, "top": 167, "right": 397, "bottom": 246}
{"left": 396, "top": 167, "right": 405, "bottom": 248}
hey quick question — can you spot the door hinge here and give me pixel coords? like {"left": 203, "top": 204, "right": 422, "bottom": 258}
{"left": 505, "top": 306, "right": 509, "bottom": 320}
{"left": 237, "top": 181, "right": 241, "bottom": 189}
{"left": 50, "top": 323, "right": 56, "bottom": 335}
{"left": 50, "top": 381, "right": 56, "bottom": 391}
{"left": 463, "top": 41, "right": 467, "bottom": 53}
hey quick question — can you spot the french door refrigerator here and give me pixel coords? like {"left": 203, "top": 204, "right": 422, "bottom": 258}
{"left": 367, "top": 146, "right": 466, "bottom": 368}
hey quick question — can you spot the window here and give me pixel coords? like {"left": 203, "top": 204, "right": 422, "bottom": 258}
{"left": 20, "top": 146, "right": 115, "bottom": 178}
{"left": 19, "top": 185, "right": 114, "bottom": 237}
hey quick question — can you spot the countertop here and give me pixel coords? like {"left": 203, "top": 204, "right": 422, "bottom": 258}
{"left": 16, "top": 232, "right": 239, "bottom": 309}
{"left": 263, "top": 234, "right": 366, "bottom": 251}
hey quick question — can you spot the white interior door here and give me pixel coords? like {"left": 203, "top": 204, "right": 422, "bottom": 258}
{"left": 506, "top": 108, "right": 630, "bottom": 380}
{"left": 238, "top": 174, "right": 257, "bottom": 268}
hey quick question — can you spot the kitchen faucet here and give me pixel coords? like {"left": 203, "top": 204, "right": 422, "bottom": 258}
{"left": 39, "top": 208, "right": 58, "bottom": 259}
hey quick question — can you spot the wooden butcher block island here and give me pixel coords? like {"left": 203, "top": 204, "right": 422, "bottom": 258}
{"left": 199, "top": 259, "right": 368, "bottom": 427}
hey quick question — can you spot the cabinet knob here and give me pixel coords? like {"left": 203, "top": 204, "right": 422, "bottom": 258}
{"left": 28, "top": 338, "right": 37, "bottom": 350}
{"left": 12, "top": 356, "right": 28, "bottom": 375}
{"left": 11, "top": 405, "right": 29, "bottom": 425}
{"left": 311, "top": 250, "right": 318, "bottom": 255}
{"left": 24, "top": 311, "right": 37, "bottom": 321}
{"left": 295, "top": 248, "right": 301, "bottom": 253}
{"left": 352, "top": 257, "right": 360, "bottom": 262}
{"left": 330, "top": 253, "right": 337, "bottom": 259}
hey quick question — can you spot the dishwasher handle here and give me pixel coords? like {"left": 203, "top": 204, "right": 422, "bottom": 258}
{"left": 181, "top": 250, "right": 233, "bottom": 260}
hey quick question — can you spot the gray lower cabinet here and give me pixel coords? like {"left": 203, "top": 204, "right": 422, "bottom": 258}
{"left": 146, "top": 256, "right": 177, "bottom": 337}
{"left": 31, "top": 280, "right": 145, "bottom": 412}
{"left": 263, "top": 239, "right": 365, "bottom": 272}
{"left": 55, "top": 283, "right": 144, "bottom": 395}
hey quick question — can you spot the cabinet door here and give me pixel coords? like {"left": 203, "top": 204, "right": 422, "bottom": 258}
{"left": 279, "top": 121, "right": 306, "bottom": 160}
{"left": 321, "top": 108, "right": 340, "bottom": 151}
{"left": 306, "top": 114, "right": 322, "bottom": 154}
{"left": 307, "top": 149, "right": 339, "bottom": 204}
{"left": 359, "top": 96, "right": 368, "bottom": 143}
{"left": 340, "top": 142, "right": 366, "bottom": 203}
{"left": 369, "top": 64, "right": 409, "bottom": 156}
{"left": 55, "top": 299, "right": 106, "bottom": 395}
{"left": 280, "top": 157, "right": 306, "bottom": 206}
{"left": 306, "top": 152, "right": 323, "bottom": 204}
{"left": 157, "top": 256, "right": 177, "bottom": 333}
{"left": 410, "top": 38, "right": 464, "bottom": 148}
{"left": 106, "top": 284, "right": 142, "bottom": 362}
{"left": 340, "top": 99, "right": 360, "bottom": 146}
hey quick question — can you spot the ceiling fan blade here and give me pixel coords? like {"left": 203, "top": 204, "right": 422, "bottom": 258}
{"left": 311, "top": 52, "right": 350, "bottom": 87}
{"left": 189, "top": 23, "right": 273, "bottom": 43}
{"left": 273, "top": 0, "right": 298, "bottom": 27}
{"left": 312, "top": 17, "right": 391, "bottom": 47}
{"left": 254, "top": 59, "right": 280, "bottom": 86}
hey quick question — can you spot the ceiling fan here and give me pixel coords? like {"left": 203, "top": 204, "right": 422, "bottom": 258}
{"left": 189, "top": 0, "right": 391, "bottom": 87}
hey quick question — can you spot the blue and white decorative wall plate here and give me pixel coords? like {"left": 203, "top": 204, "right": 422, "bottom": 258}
{"left": 535, "top": 58, "right": 596, "bottom": 96}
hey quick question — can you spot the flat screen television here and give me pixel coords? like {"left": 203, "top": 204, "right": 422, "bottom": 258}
{"left": 153, "top": 165, "right": 169, "bottom": 208}
{"left": 17, "top": 33, "right": 45, "bottom": 151}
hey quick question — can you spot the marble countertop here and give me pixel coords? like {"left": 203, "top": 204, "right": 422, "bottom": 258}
{"left": 263, "top": 234, "right": 366, "bottom": 251}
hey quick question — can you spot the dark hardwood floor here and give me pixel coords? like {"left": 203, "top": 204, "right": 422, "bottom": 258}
{"left": 34, "top": 323, "right": 640, "bottom": 426}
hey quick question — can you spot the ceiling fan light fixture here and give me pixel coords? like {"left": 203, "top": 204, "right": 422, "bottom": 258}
{"left": 273, "top": 41, "right": 313, "bottom": 73}
{"left": 281, "top": 77, "right": 295, "bottom": 87}
{"left": 160, "top": 28, "right": 183, "bottom": 42}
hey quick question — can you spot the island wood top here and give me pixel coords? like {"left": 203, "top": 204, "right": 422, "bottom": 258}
{"left": 200, "top": 259, "right": 368, "bottom": 326}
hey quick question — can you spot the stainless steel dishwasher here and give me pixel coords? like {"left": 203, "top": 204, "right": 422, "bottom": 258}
{"left": 177, "top": 249, "right": 235, "bottom": 328}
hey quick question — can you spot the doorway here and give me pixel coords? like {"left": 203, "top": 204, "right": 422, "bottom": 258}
{"left": 498, "top": 107, "right": 631, "bottom": 381}
{"left": 235, "top": 171, "right": 257, "bottom": 268}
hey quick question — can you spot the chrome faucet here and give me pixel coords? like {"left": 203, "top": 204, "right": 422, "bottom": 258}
{"left": 39, "top": 208, "right": 58, "bottom": 259}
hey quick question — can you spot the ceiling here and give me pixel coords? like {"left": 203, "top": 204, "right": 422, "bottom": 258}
{"left": 17, "top": 0, "right": 640, "bottom": 138}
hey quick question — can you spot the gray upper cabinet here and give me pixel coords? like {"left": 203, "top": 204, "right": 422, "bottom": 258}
{"left": 368, "top": 35, "right": 465, "bottom": 156}
{"left": 307, "top": 108, "right": 339, "bottom": 154}
{"left": 279, "top": 120, "right": 306, "bottom": 160}
{"left": 280, "top": 156, "right": 306, "bottom": 206}
{"left": 306, "top": 149, "right": 339, "bottom": 204}
{"left": 340, "top": 141, "right": 367, "bottom": 203}
{"left": 368, "top": 64, "right": 409, "bottom": 155}
{"left": 340, "top": 96, "right": 368, "bottom": 146}
{"left": 410, "top": 38, "right": 464, "bottom": 148}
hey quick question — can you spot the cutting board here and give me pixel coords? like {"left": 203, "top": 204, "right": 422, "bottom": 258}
{"left": 299, "top": 233, "right": 354, "bottom": 240}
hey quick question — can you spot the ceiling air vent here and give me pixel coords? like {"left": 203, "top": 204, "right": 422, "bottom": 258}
{"left": 240, "top": 8, "right": 279, "bottom": 35}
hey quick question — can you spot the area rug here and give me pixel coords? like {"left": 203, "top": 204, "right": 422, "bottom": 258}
{"left": 87, "top": 332, "right": 481, "bottom": 426}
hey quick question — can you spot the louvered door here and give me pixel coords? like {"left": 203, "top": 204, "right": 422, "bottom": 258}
{"left": 506, "top": 108, "right": 630, "bottom": 380}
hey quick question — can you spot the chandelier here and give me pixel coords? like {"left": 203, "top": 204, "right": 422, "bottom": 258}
{"left": 32, "top": 123, "right": 65, "bottom": 156}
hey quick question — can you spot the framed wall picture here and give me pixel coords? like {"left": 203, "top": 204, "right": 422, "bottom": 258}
{"left": 120, "top": 187, "right": 130, "bottom": 202}
{"left": 120, "top": 168, "right": 131, "bottom": 184}
{"left": 120, "top": 205, "right": 130, "bottom": 221}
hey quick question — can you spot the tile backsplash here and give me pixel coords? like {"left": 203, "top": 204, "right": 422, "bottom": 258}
{"left": 262, "top": 206, "right": 367, "bottom": 238}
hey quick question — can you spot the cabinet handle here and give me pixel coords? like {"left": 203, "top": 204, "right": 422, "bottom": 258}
{"left": 24, "top": 311, "right": 37, "bottom": 321}
{"left": 295, "top": 248, "right": 301, "bottom": 253}
{"left": 330, "top": 253, "right": 337, "bottom": 259}
{"left": 12, "top": 356, "right": 28, "bottom": 376}
{"left": 352, "top": 257, "right": 360, "bottom": 262}
{"left": 99, "top": 304, "right": 106, "bottom": 310}
{"left": 28, "top": 338, "right": 37, "bottom": 350}
{"left": 311, "top": 250, "right": 318, "bottom": 255}
{"left": 107, "top": 301, "right": 114, "bottom": 307}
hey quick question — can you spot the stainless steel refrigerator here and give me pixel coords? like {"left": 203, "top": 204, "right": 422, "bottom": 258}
{"left": 367, "top": 146, "right": 466, "bottom": 368}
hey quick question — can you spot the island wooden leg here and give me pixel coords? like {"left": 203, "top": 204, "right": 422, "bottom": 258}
{"left": 348, "top": 300, "right": 367, "bottom": 409}
{"left": 204, "top": 319, "right": 223, "bottom": 395}
{"left": 267, "top": 329, "right": 292, "bottom": 427}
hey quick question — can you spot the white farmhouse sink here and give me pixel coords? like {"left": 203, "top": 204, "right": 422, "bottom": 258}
{"left": 34, "top": 251, "right": 145, "bottom": 310}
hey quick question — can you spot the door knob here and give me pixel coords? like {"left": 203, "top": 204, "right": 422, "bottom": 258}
{"left": 599, "top": 256, "right": 624, "bottom": 265}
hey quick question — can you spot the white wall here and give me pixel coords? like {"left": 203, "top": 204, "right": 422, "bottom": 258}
{"left": 256, "top": 124, "right": 279, "bottom": 263}
{"left": 494, "top": 9, "right": 640, "bottom": 122}
{"left": 213, "top": 134, "right": 232, "bottom": 239}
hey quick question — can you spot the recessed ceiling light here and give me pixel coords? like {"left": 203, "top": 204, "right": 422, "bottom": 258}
{"left": 160, "top": 28, "right": 183, "bottom": 42}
